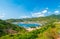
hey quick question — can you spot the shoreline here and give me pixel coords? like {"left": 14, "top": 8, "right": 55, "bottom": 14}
{"left": 26, "top": 27, "right": 41, "bottom": 32}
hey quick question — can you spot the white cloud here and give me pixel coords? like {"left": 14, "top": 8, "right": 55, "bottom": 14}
{"left": 0, "top": 13, "right": 5, "bottom": 18}
{"left": 20, "top": 16, "right": 30, "bottom": 18}
{"left": 42, "top": 10, "right": 48, "bottom": 14}
{"left": 54, "top": 10, "right": 60, "bottom": 15}
{"left": 32, "top": 12, "right": 45, "bottom": 17}
{"left": 31, "top": 7, "right": 48, "bottom": 17}
{"left": 31, "top": 9, "right": 48, "bottom": 17}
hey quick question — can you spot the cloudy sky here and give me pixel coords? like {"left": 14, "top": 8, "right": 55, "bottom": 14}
{"left": 0, "top": 0, "right": 60, "bottom": 19}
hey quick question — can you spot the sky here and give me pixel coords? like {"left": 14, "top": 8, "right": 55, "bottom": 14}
{"left": 0, "top": 0, "right": 60, "bottom": 19}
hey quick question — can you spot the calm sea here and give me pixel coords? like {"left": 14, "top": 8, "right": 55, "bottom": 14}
{"left": 18, "top": 23, "right": 40, "bottom": 28}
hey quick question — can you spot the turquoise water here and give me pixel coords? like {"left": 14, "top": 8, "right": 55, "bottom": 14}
{"left": 18, "top": 23, "right": 40, "bottom": 28}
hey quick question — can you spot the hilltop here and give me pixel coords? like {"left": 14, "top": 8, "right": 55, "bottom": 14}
{"left": 6, "top": 14, "right": 60, "bottom": 23}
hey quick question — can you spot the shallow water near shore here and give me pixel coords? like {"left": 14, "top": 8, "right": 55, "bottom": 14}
{"left": 13, "top": 22, "right": 40, "bottom": 28}
{"left": 18, "top": 23, "right": 40, "bottom": 28}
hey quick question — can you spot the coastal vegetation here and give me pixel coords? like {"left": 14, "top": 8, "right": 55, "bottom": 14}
{"left": 0, "top": 19, "right": 26, "bottom": 37}
{"left": 0, "top": 14, "right": 60, "bottom": 39}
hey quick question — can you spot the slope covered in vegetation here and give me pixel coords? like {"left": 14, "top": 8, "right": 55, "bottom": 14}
{"left": 0, "top": 21, "right": 60, "bottom": 39}
{"left": 6, "top": 14, "right": 60, "bottom": 23}
{"left": 0, "top": 14, "right": 60, "bottom": 39}
{"left": 0, "top": 19, "right": 26, "bottom": 37}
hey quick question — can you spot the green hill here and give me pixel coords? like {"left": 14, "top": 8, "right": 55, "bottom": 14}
{"left": 0, "top": 21, "right": 60, "bottom": 39}
{"left": 0, "top": 14, "right": 60, "bottom": 39}
{"left": 6, "top": 14, "right": 60, "bottom": 23}
{"left": 0, "top": 19, "right": 26, "bottom": 37}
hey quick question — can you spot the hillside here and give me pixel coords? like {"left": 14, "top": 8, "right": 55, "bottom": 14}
{"left": 0, "top": 19, "right": 26, "bottom": 37}
{"left": 0, "top": 21, "right": 60, "bottom": 39}
{"left": 0, "top": 14, "right": 60, "bottom": 39}
{"left": 6, "top": 14, "right": 60, "bottom": 23}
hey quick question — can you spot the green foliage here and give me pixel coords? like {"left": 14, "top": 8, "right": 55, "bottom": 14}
{"left": 6, "top": 14, "right": 60, "bottom": 22}
{"left": 0, "top": 22, "right": 55, "bottom": 39}
{"left": 0, "top": 19, "right": 26, "bottom": 37}
{"left": 0, "top": 14, "right": 60, "bottom": 39}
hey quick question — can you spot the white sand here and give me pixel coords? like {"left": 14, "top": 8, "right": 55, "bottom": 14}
{"left": 26, "top": 27, "right": 41, "bottom": 32}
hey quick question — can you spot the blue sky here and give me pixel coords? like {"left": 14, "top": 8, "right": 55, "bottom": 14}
{"left": 0, "top": 0, "right": 60, "bottom": 19}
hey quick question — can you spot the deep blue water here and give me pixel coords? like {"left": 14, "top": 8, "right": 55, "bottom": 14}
{"left": 18, "top": 23, "right": 40, "bottom": 28}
